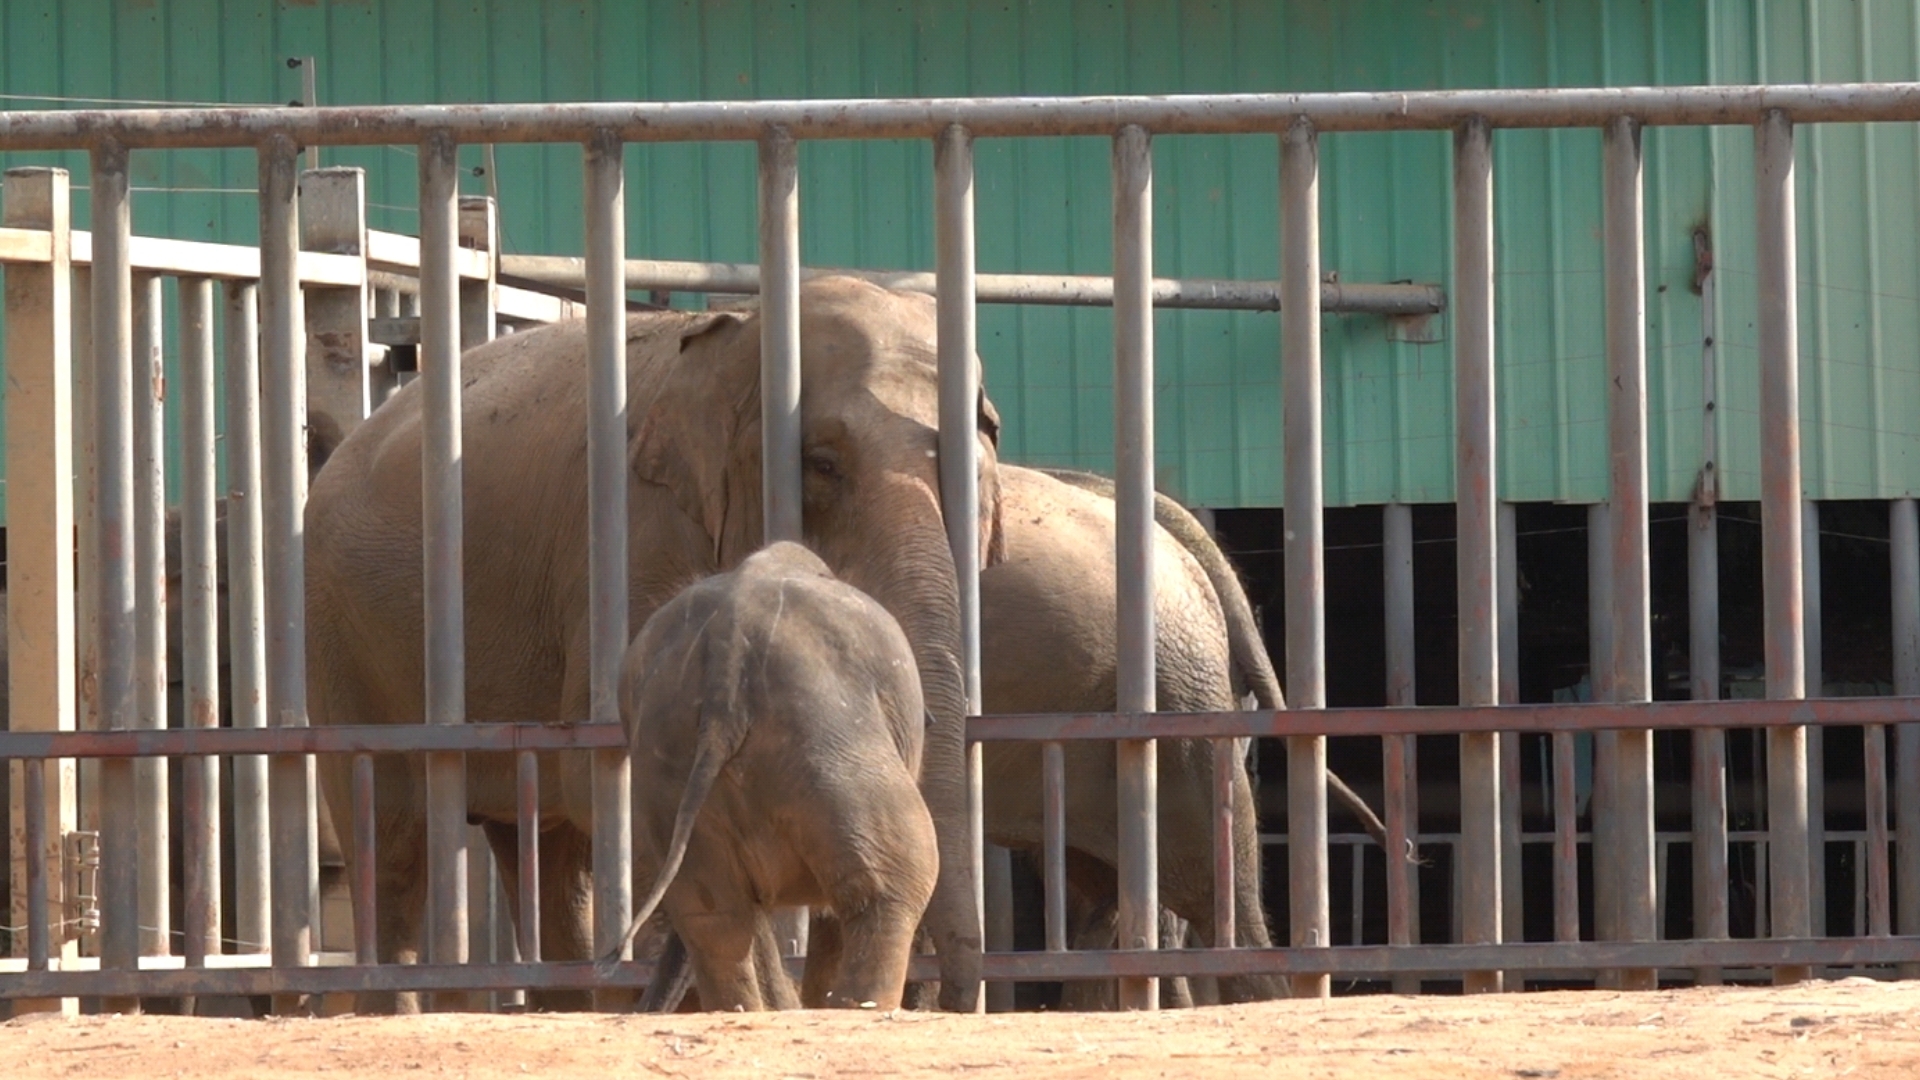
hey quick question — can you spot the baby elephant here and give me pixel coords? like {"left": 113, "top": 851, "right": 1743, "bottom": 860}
{"left": 603, "top": 541, "right": 940, "bottom": 1011}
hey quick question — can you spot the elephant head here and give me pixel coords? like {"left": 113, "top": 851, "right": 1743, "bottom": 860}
{"left": 627, "top": 275, "right": 1003, "bottom": 1010}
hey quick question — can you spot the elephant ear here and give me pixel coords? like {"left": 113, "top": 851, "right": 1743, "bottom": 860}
{"left": 629, "top": 311, "right": 765, "bottom": 568}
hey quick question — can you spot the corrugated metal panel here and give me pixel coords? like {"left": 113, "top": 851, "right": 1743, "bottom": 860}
{"left": 1, "top": 0, "right": 1916, "bottom": 512}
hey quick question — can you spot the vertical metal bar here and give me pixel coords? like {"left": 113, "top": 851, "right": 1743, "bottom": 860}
{"left": 131, "top": 272, "right": 171, "bottom": 964}
{"left": 351, "top": 753, "right": 377, "bottom": 965}
{"left": 91, "top": 138, "right": 140, "bottom": 1013}
{"left": 1553, "top": 729, "right": 1580, "bottom": 944}
{"left": 418, "top": 130, "right": 471, "bottom": 1005}
{"left": 224, "top": 281, "right": 270, "bottom": 958}
{"left": 25, "top": 760, "right": 49, "bottom": 971}
{"left": 262, "top": 135, "right": 316, "bottom": 1009}
{"left": 1866, "top": 720, "right": 1892, "bottom": 938}
{"left": 584, "top": 132, "right": 633, "bottom": 1003}
{"left": 1802, "top": 500, "right": 1826, "bottom": 941}
{"left": 756, "top": 126, "right": 809, "bottom": 967}
{"left": 1603, "top": 115, "right": 1658, "bottom": 992}
{"left": 1113, "top": 122, "right": 1159, "bottom": 1011}
{"left": 1690, "top": 502, "right": 1728, "bottom": 983}
{"left": 983, "top": 845, "right": 1014, "bottom": 1012}
{"left": 1452, "top": 116, "right": 1503, "bottom": 995}
{"left": 935, "top": 124, "right": 988, "bottom": 1005}
{"left": 1498, "top": 503, "right": 1523, "bottom": 951}
{"left": 1382, "top": 502, "right": 1421, "bottom": 993}
{"left": 179, "top": 276, "right": 221, "bottom": 969}
{"left": 1690, "top": 251, "right": 1727, "bottom": 985}
{"left": 1889, "top": 498, "right": 1919, "bottom": 973}
{"left": 1589, "top": 501, "right": 1618, "bottom": 969}
{"left": 1281, "top": 115, "right": 1330, "bottom": 1001}
{"left": 4, "top": 165, "right": 79, "bottom": 1013}
{"left": 1042, "top": 742, "right": 1068, "bottom": 953}
{"left": 1212, "top": 738, "right": 1236, "bottom": 949}
{"left": 74, "top": 260, "right": 99, "bottom": 963}
{"left": 760, "top": 127, "right": 803, "bottom": 545}
{"left": 516, "top": 749, "right": 542, "bottom": 964}
{"left": 1756, "top": 109, "right": 1811, "bottom": 984}
{"left": 458, "top": 193, "right": 499, "bottom": 1005}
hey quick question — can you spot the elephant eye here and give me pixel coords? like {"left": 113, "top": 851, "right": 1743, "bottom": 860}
{"left": 805, "top": 453, "right": 840, "bottom": 480}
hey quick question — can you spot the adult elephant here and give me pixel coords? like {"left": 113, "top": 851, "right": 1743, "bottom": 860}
{"left": 304, "top": 277, "right": 1002, "bottom": 1014}
{"left": 976, "top": 464, "right": 1385, "bottom": 1006}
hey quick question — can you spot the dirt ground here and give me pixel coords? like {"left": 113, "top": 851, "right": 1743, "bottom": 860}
{"left": 6, "top": 978, "right": 1920, "bottom": 1079}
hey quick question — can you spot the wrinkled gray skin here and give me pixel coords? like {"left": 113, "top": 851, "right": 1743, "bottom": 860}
{"left": 605, "top": 542, "right": 938, "bottom": 1012}
{"left": 305, "top": 277, "right": 1001, "bottom": 1014}
{"left": 646, "top": 464, "right": 1389, "bottom": 1012}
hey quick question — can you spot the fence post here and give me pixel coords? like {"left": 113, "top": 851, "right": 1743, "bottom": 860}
{"left": 1801, "top": 499, "right": 1825, "bottom": 944}
{"left": 1452, "top": 116, "right": 1503, "bottom": 995}
{"left": 177, "top": 276, "right": 222, "bottom": 976}
{"left": 259, "top": 134, "right": 316, "bottom": 1015}
{"left": 1112, "top": 123, "right": 1160, "bottom": 1012}
{"left": 1280, "top": 116, "right": 1329, "bottom": 1001}
{"left": 1690, "top": 250, "right": 1728, "bottom": 986}
{"left": 131, "top": 272, "right": 171, "bottom": 981}
{"left": 457, "top": 193, "right": 502, "bottom": 1010}
{"left": 223, "top": 280, "right": 271, "bottom": 964}
{"left": 4, "top": 166, "right": 79, "bottom": 1016}
{"left": 1498, "top": 503, "right": 1523, "bottom": 951}
{"left": 1602, "top": 115, "right": 1657, "bottom": 992}
{"left": 1382, "top": 502, "right": 1421, "bottom": 994}
{"left": 299, "top": 167, "right": 372, "bottom": 453}
{"left": 71, "top": 257, "right": 100, "bottom": 961}
{"left": 584, "top": 130, "right": 633, "bottom": 1012}
{"left": 1755, "top": 109, "right": 1812, "bottom": 986}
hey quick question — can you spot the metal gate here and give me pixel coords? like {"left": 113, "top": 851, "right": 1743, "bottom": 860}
{"left": 5, "top": 85, "right": 1920, "bottom": 1012}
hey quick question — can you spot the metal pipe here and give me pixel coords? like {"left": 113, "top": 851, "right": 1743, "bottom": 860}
{"left": 760, "top": 127, "right": 803, "bottom": 545}
{"left": 223, "top": 281, "right": 270, "bottom": 958}
{"left": 1865, "top": 721, "right": 1891, "bottom": 938}
{"left": 1755, "top": 109, "right": 1811, "bottom": 984}
{"left": 131, "top": 271, "right": 170, "bottom": 965}
{"left": 260, "top": 134, "right": 315, "bottom": 1004}
{"left": 22, "top": 84, "right": 1920, "bottom": 148}
{"left": 1452, "top": 116, "right": 1502, "bottom": 995}
{"left": 499, "top": 254, "right": 1442, "bottom": 316}
{"left": 934, "top": 125, "right": 987, "bottom": 994}
{"left": 516, "top": 750, "right": 542, "bottom": 964}
{"left": 1553, "top": 727, "right": 1579, "bottom": 945}
{"left": 1042, "top": 741, "right": 1067, "bottom": 954}
{"left": 1588, "top": 502, "right": 1617, "bottom": 958}
{"left": 90, "top": 138, "right": 139, "bottom": 1012}
{"left": 1112, "top": 123, "right": 1159, "bottom": 1012}
{"left": 1891, "top": 498, "right": 1920, "bottom": 974}
{"left": 1689, "top": 250, "right": 1727, "bottom": 985}
{"left": 1603, "top": 115, "right": 1657, "bottom": 992}
{"left": 1498, "top": 503, "right": 1523, "bottom": 950}
{"left": 1802, "top": 499, "right": 1826, "bottom": 941}
{"left": 1382, "top": 502, "right": 1420, "bottom": 993}
{"left": 418, "top": 128, "right": 471, "bottom": 999}
{"left": 584, "top": 132, "right": 633, "bottom": 999}
{"left": 1280, "top": 116, "right": 1330, "bottom": 1001}
{"left": 179, "top": 275, "right": 220, "bottom": 969}
{"left": 1212, "top": 738, "right": 1236, "bottom": 950}
{"left": 25, "top": 760, "right": 49, "bottom": 970}
{"left": 351, "top": 753, "right": 377, "bottom": 965}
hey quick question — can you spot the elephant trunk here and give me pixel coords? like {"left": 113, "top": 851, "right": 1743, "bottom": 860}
{"left": 834, "top": 477, "right": 983, "bottom": 1013}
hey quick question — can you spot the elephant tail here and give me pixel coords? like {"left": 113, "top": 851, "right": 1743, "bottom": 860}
{"left": 599, "top": 626, "right": 759, "bottom": 971}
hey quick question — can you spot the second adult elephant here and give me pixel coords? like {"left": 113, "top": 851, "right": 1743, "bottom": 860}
{"left": 305, "top": 277, "right": 1003, "bottom": 1013}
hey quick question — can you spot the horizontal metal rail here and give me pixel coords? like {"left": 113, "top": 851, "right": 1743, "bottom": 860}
{"left": 496, "top": 254, "right": 1444, "bottom": 316}
{"left": 9, "top": 83, "right": 1920, "bottom": 148}
{"left": 4, "top": 698, "right": 1917, "bottom": 760}
{"left": 4, "top": 939, "right": 1919, "bottom": 1000}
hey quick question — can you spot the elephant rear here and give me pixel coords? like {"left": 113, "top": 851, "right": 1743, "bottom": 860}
{"left": 618, "top": 541, "right": 938, "bottom": 1010}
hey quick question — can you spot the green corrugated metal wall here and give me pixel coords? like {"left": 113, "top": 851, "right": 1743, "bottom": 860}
{"left": 2, "top": 0, "right": 1918, "bottom": 512}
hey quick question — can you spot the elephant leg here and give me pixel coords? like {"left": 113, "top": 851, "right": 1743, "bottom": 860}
{"left": 751, "top": 913, "right": 801, "bottom": 1010}
{"left": 476, "top": 820, "right": 588, "bottom": 1014}
{"left": 1158, "top": 909, "right": 1194, "bottom": 1009}
{"left": 674, "top": 907, "right": 765, "bottom": 1012}
{"left": 536, "top": 821, "right": 597, "bottom": 1012}
{"left": 823, "top": 897, "right": 924, "bottom": 1011}
{"left": 639, "top": 929, "right": 695, "bottom": 1013}
{"left": 316, "top": 751, "right": 430, "bottom": 1015}
{"left": 800, "top": 913, "right": 844, "bottom": 1008}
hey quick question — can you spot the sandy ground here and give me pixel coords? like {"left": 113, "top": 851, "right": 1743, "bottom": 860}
{"left": 6, "top": 978, "right": 1920, "bottom": 1079}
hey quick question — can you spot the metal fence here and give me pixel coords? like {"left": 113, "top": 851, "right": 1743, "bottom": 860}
{"left": 5, "top": 84, "right": 1920, "bottom": 1011}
